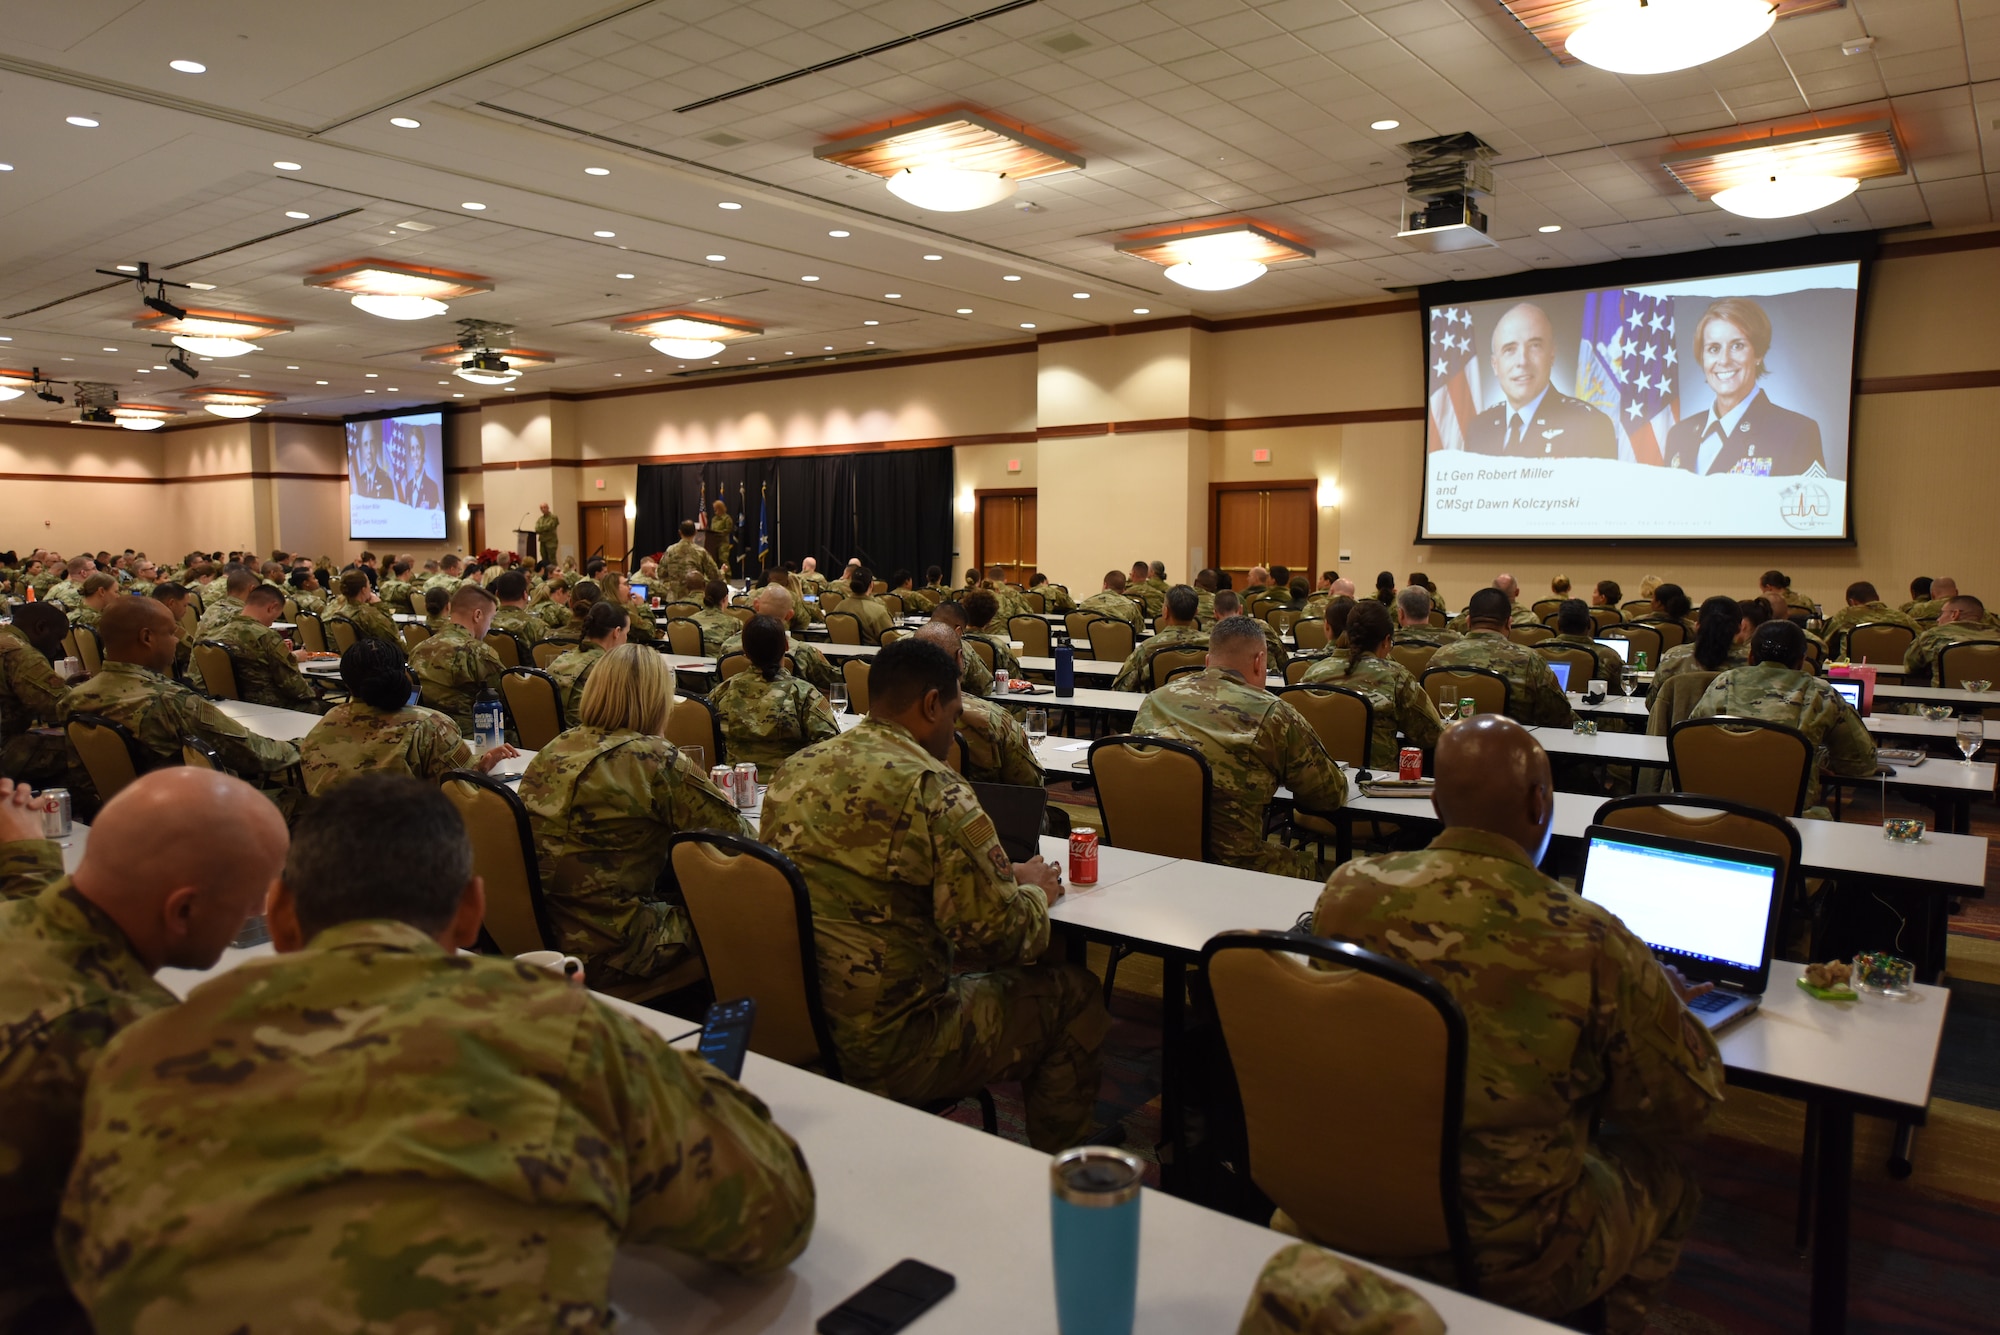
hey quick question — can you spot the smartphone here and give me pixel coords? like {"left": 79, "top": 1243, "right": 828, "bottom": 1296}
{"left": 697, "top": 997, "right": 756, "bottom": 1080}
{"left": 816, "top": 1259, "right": 956, "bottom": 1335}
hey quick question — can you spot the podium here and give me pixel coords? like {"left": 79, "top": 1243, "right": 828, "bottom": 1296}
{"left": 515, "top": 529, "right": 540, "bottom": 562}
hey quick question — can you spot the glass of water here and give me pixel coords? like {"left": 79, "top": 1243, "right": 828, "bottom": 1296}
{"left": 1025, "top": 707, "right": 1049, "bottom": 744}
{"left": 828, "top": 683, "right": 848, "bottom": 714}
{"left": 1957, "top": 717, "right": 1983, "bottom": 766}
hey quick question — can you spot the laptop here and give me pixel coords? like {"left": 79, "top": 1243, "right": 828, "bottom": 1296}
{"left": 628, "top": 580, "right": 649, "bottom": 603}
{"left": 1829, "top": 679, "right": 1866, "bottom": 716}
{"left": 1594, "top": 637, "right": 1630, "bottom": 662}
{"left": 968, "top": 781, "right": 1049, "bottom": 863}
{"left": 1576, "top": 825, "right": 1785, "bottom": 1031}
{"left": 1547, "top": 660, "right": 1572, "bottom": 691}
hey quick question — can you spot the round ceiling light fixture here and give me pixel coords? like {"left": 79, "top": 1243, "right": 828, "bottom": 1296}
{"left": 885, "top": 166, "right": 1016, "bottom": 212}
{"left": 203, "top": 402, "right": 263, "bottom": 418}
{"left": 169, "top": 59, "right": 206, "bottom": 74}
{"left": 1711, "top": 172, "right": 1859, "bottom": 218}
{"left": 351, "top": 293, "right": 448, "bottom": 320}
{"left": 1566, "top": 0, "right": 1777, "bottom": 75}
{"left": 651, "top": 338, "right": 726, "bottom": 359}
{"left": 170, "top": 335, "right": 259, "bottom": 357}
{"left": 389, "top": 116, "right": 421, "bottom": 129}
{"left": 1164, "top": 259, "right": 1268, "bottom": 291}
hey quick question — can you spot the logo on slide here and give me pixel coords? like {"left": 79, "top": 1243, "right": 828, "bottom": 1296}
{"left": 1777, "top": 481, "right": 1832, "bottom": 531}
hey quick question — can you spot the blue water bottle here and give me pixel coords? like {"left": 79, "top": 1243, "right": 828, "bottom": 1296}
{"left": 473, "top": 686, "right": 506, "bottom": 753}
{"left": 1050, "top": 1146, "right": 1142, "bottom": 1335}
{"left": 1054, "top": 642, "right": 1075, "bottom": 697}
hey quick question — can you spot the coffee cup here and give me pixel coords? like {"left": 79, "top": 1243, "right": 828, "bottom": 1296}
{"left": 516, "top": 950, "right": 584, "bottom": 982}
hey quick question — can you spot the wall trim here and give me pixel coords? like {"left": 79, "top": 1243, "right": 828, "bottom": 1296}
{"left": 1038, "top": 407, "right": 1424, "bottom": 438}
{"left": 1032, "top": 298, "right": 1423, "bottom": 345}
{"left": 446, "top": 431, "right": 1028, "bottom": 474}
{"left": 1855, "top": 369, "right": 2000, "bottom": 394}
{"left": 1877, "top": 229, "right": 2000, "bottom": 260}
{"left": 0, "top": 468, "right": 346, "bottom": 486}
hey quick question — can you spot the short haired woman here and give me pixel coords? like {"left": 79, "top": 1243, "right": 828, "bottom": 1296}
{"left": 707, "top": 614, "right": 840, "bottom": 782}
{"left": 299, "top": 638, "right": 515, "bottom": 795}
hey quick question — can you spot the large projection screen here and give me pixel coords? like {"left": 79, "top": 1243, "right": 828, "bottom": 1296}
{"left": 347, "top": 411, "right": 445, "bottom": 540}
{"left": 1420, "top": 259, "right": 1860, "bottom": 542}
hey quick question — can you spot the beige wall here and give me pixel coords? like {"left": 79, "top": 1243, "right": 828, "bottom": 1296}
{"left": 9, "top": 238, "right": 1999, "bottom": 608}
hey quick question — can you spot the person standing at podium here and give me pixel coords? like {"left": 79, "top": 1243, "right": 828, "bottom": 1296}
{"left": 533, "top": 503, "right": 559, "bottom": 563}
{"left": 709, "top": 498, "right": 735, "bottom": 575}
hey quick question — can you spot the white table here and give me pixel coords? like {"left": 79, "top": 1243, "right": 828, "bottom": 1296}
{"left": 1570, "top": 691, "right": 2000, "bottom": 741}
{"left": 212, "top": 698, "right": 322, "bottom": 743}
{"left": 1874, "top": 682, "right": 1999, "bottom": 706}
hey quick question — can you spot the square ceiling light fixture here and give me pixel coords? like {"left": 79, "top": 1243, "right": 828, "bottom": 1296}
{"left": 0, "top": 368, "right": 35, "bottom": 402}
{"left": 178, "top": 387, "right": 288, "bottom": 419}
{"left": 306, "top": 258, "right": 493, "bottom": 320}
{"left": 815, "top": 109, "right": 1084, "bottom": 212}
{"left": 131, "top": 308, "right": 293, "bottom": 358}
{"left": 1498, "top": 0, "right": 1838, "bottom": 72}
{"left": 612, "top": 310, "right": 763, "bottom": 360}
{"left": 1661, "top": 119, "right": 1905, "bottom": 218}
{"left": 1116, "top": 223, "right": 1315, "bottom": 291}
{"left": 107, "top": 402, "right": 184, "bottom": 431}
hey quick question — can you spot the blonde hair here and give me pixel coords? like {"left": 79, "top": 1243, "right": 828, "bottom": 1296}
{"left": 1638, "top": 574, "right": 1663, "bottom": 599}
{"left": 1550, "top": 574, "right": 1571, "bottom": 596}
{"left": 578, "top": 642, "right": 677, "bottom": 735}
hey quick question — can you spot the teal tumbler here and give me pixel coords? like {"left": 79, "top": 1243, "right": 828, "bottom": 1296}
{"left": 1049, "top": 1146, "right": 1143, "bottom": 1335}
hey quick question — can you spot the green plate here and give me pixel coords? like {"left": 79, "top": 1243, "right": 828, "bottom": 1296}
{"left": 1796, "top": 977, "right": 1858, "bottom": 1002}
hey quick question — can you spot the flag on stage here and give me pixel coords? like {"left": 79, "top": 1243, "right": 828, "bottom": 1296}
{"left": 1426, "top": 304, "right": 1481, "bottom": 452}
{"left": 757, "top": 481, "right": 770, "bottom": 569}
{"left": 1576, "top": 289, "right": 1678, "bottom": 466}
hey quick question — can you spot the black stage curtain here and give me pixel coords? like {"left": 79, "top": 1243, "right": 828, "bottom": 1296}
{"left": 634, "top": 447, "right": 953, "bottom": 580}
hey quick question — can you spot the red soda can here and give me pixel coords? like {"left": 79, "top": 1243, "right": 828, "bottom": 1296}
{"left": 1398, "top": 747, "right": 1423, "bottom": 781}
{"left": 1068, "top": 826, "right": 1099, "bottom": 886}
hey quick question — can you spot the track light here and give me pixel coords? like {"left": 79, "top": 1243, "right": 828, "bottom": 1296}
{"left": 143, "top": 288, "right": 188, "bottom": 322}
{"left": 97, "top": 261, "right": 194, "bottom": 322}
{"left": 169, "top": 352, "right": 197, "bottom": 378}
{"left": 31, "top": 368, "right": 64, "bottom": 404}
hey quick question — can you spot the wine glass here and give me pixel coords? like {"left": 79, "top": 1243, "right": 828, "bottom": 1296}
{"left": 1025, "top": 707, "right": 1049, "bottom": 745}
{"left": 828, "top": 683, "right": 848, "bottom": 714}
{"left": 1957, "top": 717, "right": 1983, "bottom": 767}
{"left": 1617, "top": 672, "right": 1635, "bottom": 699}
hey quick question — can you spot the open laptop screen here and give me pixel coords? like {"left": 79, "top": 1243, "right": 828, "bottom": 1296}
{"left": 1547, "top": 660, "right": 1572, "bottom": 691}
{"left": 1594, "top": 637, "right": 1630, "bottom": 662}
{"left": 1830, "top": 680, "right": 1862, "bottom": 711}
{"left": 1577, "top": 826, "right": 1784, "bottom": 991}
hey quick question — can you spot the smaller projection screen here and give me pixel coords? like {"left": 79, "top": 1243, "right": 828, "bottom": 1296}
{"left": 347, "top": 411, "right": 444, "bottom": 540}
{"left": 1420, "top": 259, "right": 1861, "bottom": 541}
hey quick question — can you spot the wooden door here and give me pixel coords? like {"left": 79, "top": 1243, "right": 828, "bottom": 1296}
{"left": 578, "top": 502, "right": 628, "bottom": 572}
{"left": 1209, "top": 483, "right": 1315, "bottom": 581}
{"left": 976, "top": 490, "right": 1037, "bottom": 583}
{"left": 467, "top": 505, "right": 485, "bottom": 556}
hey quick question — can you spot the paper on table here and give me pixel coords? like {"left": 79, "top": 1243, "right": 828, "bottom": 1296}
{"left": 1057, "top": 741, "right": 1091, "bottom": 752}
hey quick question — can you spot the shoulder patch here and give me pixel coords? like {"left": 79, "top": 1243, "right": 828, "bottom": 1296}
{"left": 963, "top": 813, "right": 997, "bottom": 848}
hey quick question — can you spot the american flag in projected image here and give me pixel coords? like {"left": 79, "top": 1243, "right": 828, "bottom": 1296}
{"left": 1427, "top": 305, "right": 1479, "bottom": 452}
{"left": 1576, "top": 290, "right": 1679, "bottom": 466}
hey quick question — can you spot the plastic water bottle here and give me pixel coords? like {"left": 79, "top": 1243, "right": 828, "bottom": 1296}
{"left": 473, "top": 686, "right": 505, "bottom": 753}
{"left": 1054, "top": 643, "right": 1075, "bottom": 698}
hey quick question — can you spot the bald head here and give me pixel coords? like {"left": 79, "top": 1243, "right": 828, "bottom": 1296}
{"left": 1494, "top": 572, "right": 1521, "bottom": 600}
{"left": 752, "top": 584, "right": 795, "bottom": 620}
{"left": 72, "top": 769, "right": 288, "bottom": 971}
{"left": 915, "top": 619, "right": 964, "bottom": 657}
{"left": 1431, "top": 716, "right": 1554, "bottom": 865}
{"left": 1490, "top": 302, "right": 1555, "bottom": 410}
{"left": 99, "top": 596, "right": 178, "bottom": 673}
{"left": 1329, "top": 578, "right": 1356, "bottom": 599}
{"left": 1933, "top": 577, "right": 1960, "bottom": 600}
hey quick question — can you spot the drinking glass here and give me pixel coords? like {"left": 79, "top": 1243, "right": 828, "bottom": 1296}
{"left": 1957, "top": 717, "right": 1983, "bottom": 766}
{"left": 1025, "top": 707, "right": 1049, "bottom": 744}
{"left": 828, "top": 682, "right": 848, "bottom": 714}
{"left": 681, "top": 745, "right": 704, "bottom": 771}
{"left": 1617, "top": 673, "right": 1635, "bottom": 698}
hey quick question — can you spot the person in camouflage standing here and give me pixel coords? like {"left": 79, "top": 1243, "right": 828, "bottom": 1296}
{"left": 1903, "top": 593, "right": 2000, "bottom": 686}
{"left": 547, "top": 601, "right": 629, "bottom": 728}
{"left": 709, "top": 498, "right": 736, "bottom": 573}
{"left": 534, "top": 500, "right": 560, "bottom": 562}
{"left": 1312, "top": 716, "right": 1723, "bottom": 1334}
{"left": 1132, "top": 616, "right": 1347, "bottom": 876}
{"left": 1820, "top": 580, "right": 1920, "bottom": 660}
{"left": 1, "top": 769, "right": 286, "bottom": 1334}
{"left": 209, "top": 585, "right": 326, "bottom": 714}
{"left": 0, "top": 603, "right": 72, "bottom": 786}
{"left": 298, "top": 638, "right": 515, "bottom": 795}
{"left": 664, "top": 519, "right": 720, "bottom": 586}
{"left": 1112, "top": 584, "right": 1210, "bottom": 692}
{"left": 691, "top": 578, "right": 744, "bottom": 656}
{"left": 1688, "top": 620, "right": 1877, "bottom": 818}
{"left": 1302, "top": 601, "right": 1444, "bottom": 769}
{"left": 913, "top": 622, "right": 1042, "bottom": 785}
{"left": 720, "top": 584, "right": 836, "bottom": 691}
{"left": 519, "top": 646, "right": 750, "bottom": 995}
{"left": 761, "top": 638, "right": 1106, "bottom": 1152}
{"left": 708, "top": 615, "right": 840, "bottom": 781}
{"left": 1234, "top": 1243, "right": 1446, "bottom": 1335}
{"left": 58, "top": 774, "right": 814, "bottom": 1335}
{"left": 328, "top": 570, "right": 401, "bottom": 647}
{"left": 408, "top": 584, "right": 505, "bottom": 737}
{"left": 1428, "top": 589, "right": 1576, "bottom": 728}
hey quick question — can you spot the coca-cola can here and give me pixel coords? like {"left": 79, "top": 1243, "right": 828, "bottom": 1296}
{"left": 993, "top": 669, "right": 1010, "bottom": 695}
{"left": 1398, "top": 747, "right": 1423, "bottom": 782}
{"left": 732, "top": 762, "right": 759, "bottom": 809}
{"left": 1068, "top": 826, "right": 1099, "bottom": 886}
{"left": 39, "top": 788, "right": 72, "bottom": 839}
{"left": 710, "top": 765, "right": 734, "bottom": 798}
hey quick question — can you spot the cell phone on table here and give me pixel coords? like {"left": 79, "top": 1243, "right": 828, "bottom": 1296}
{"left": 696, "top": 997, "right": 756, "bottom": 1079}
{"left": 816, "top": 1259, "right": 956, "bottom": 1335}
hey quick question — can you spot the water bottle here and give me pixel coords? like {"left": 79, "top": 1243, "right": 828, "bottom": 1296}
{"left": 1054, "top": 642, "right": 1075, "bottom": 698}
{"left": 473, "top": 686, "right": 505, "bottom": 753}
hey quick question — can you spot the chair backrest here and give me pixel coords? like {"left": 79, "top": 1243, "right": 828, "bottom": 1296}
{"left": 726, "top": 605, "right": 756, "bottom": 625}
{"left": 824, "top": 611, "right": 864, "bottom": 645}
{"left": 1939, "top": 641, "right": 2000, "bottom": 689}
{"left": 1621, "top": 598, "right": 1653, "bottom": 617}
{"left": 180, "top": 740, "right": 216, "bottom": 770}
{"left": 1645, "top": 671, "right": 1720, "bottom": 736}
{"left": 880, "top": 628, "right": 910, "bottom": 646}
{"left": 1589, "top": 606, "right": 1624, "bottom": 630}
{"left": 438, "top": 770, "right": 557, "bottom": 954}
{"left": 1531, "top": 598, "right": 1562, "bottom": 618}
{"left": 1847, "top": 623, "right": 1915, "bottom": 664}
{"left": 1151, "top": 647, "right": 1209, "bottom": 691}
{"left": 717, "top": 652, "right": 752, "bottom": 680}
{"left": 945, "top": 731, "right": 964, "bottom": 774}
{"left": 1420, "top": 666, "right": 1508, "bottom": 719}
{"left": 531, "top": 640, "right": 564, "bottom": 669}
{"left": 1275, "top": 684, "right": 1374, "bottom": 768}
{"left": 881, "top": 593, "right": 904, "bottom": 619}
{"left": 1668, "top": 716, "right": 1813, "bottom": 817}
{"left": 964, "top": 636, "right": 996, "bottom": 671}
{"left": 1292, "top": 618, "right": 1329, "bottom": 652}
{"left": 72, "top": 624, "right": 103, "bottom": 675}
{"left": 1064, "top": 611, "right": 1104, "bottom": 645}
{"left": 499, "top": 667, "right": 564, "bottom": 751}
{"left": 1086, "top": 618, "right": 1136, "bottom": 663}
{"left": 1390, "top": 644, "right": 1436, "bottom": 678}
{"left": 66, "top": 713, "right": 151, "bottom": 801}
{"left": 841, "top": 656, "right": 871, "bottom": 713}
{"left": 663, "top": 619, "right": 702, "bottom": 656}
{"left": 193, "top": 641, "right": 241, "bottom": 700}
{"left": 664, "top": 601, "right": 701, "bottom": 621}
{"left": 1592, "top": 794, "right": 1801, "bottom": 900}
{"left": 1265, "top": 608, "right": 1302, "bottom": 636}
{"left": 1202, "top": 932, "right": 1476, "bottom": 1289}
{"left": 1507, "top": 624, "right": 1552, "bottom": 646}
{"left": 1022, "top": 590, "right": 1046, "bottom": 613}
{"left": 820, "top": 588, "right": 844, "bottom": 611}
{"left": 1280, "top": 658, "right": 1309, "bottom": 686}
{"left": 177, "top": 605, "right": 198, "bottom": 639}
{"left": 671, "top": 831, "right": 841, "bottom": 1075}
{"left": 293, "top": 615, "right": 328, "bottom": 653}
{"left": 1602, "top": 624, "right": 1662, "bottom": 664}
{"left": 1427, "top": 609, "right": 1447, "bottom": 628}
{"left": 1088, "top": 735, "right": 1211, "bottom": 861}
{"left": 666, "top": 693, "right": 724, "bottom": 764}
{"left": 1648, "top": 620, "right": 1688, "bottom": 650}
{"left": 1009, "top": 616, "right": 1051, "bottom": 658}
{"left": 488, "top": 630, "right": 525, "bottom": 669}
{"left": 325, "top": 617, "right": 359, "bottom": 654}
{"left": 1540, "top": 647, "right": 1598, "bottom": 687}
{"left": 401, "top": 623, "right": 431, "bottom": 650}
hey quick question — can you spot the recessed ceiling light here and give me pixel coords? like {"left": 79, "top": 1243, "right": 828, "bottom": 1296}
{"left": 151, "top": 363, "right": 165, "bottom": 369}
{"left": 823, "top": 346, "right": 833, "bottom": 351}
{"left": 615, "top": 272, "right": 634, "bottom": 279}
{"left": 718, "top": 201, "right": 742, "bottom": 210}
{"left": 461, "top": 202, "right": 486, "bottom": 210}
{"left": 801, "top": 275, "right": 820, "bottom": 282}
{"left": 239, "top": 373, "right": 253, "bottom": 379}
{"left": 102, "top": 346, "right": 118, "bottom": 352}
{"left": 705, "top": 254, "right": 726, "bottom": 262}
{"left": 365, "top": 373, "right": 378, "bottom": 378}
{"left": 923, "top": 254, "right": 943, "bottom": 261}
{"left": 1072, "top": 292, "right": 1090, "bottom": 299}
{"left": 503, "top": 386, "right": 516, "bottom": 391}
{"left": 186, "top": 281, "right": 216, "bottom": 290}
{"left": 1003, "top": 274, "right": 1021, "bottom": 281}
{"left": 863, "top": 320, "right": 879, "bottom": 325}
{"left": 884, "top": 293, "right": 901, "bottom": 299}
{"left": 866, "top": 340, "right": 875, "bottom": 345}
{"left": 315, "top": 380, "right": 328, "bottom": 384}
{"left": 1370, "top": 118, "right": 1400, "bottom": 130}
{"left": 66, "top": 116, "right": 100, "bottom": 127}
{"left": 0, "top": 164, "right": 12, "bottom": 171}
{"left": 1020, "top": 323, "right": 1037, "bottom": 329}
{"left": 364, "top": 388, "right": 376, "bottom": 393}
{"left": 828, "top": 229, "right": 850, "bottom": 237}
{"left": 453, "top": 392, "right": 465, "bottom": 397}
{"left": 585, "top": 167, "right": 610, "bottom": 176}
{"left": 593, "top": 229, "right": 616, "bottom": 237}
{"left": 956, "top": 308, "right": 973, "bottom": 314}
{"left": 285, "top": 211, "right": 309, "bottom": 219}
{"left": 273, "top": 161, "right": 301, "bottom": 170}
{"left": 1538, "top": 224, "right": 1562, "bottom": 233}
{"left": 746, "top": 357, "right": 756, "bottom": 362}
{"left": 386, "top": 387, "right": 398, "bottom": 391}
{"left": 1132, "top": 307, "right": 1151, "bottom": 315}
{"left": 169, "top": 59, "right": 206, "bottom": 74}
{"left": 389, "top": 116, "right": 421, "bottom": 129}
{"left": 0, "top": 337, "right": 12, "bottom": 342}
{"left": 115, "top": 264, "right": 139, "bottom": 273}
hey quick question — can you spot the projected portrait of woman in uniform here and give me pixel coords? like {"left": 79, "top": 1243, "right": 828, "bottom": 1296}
{"left": 1661, "top": 297, "right": 1825, "bottom": 478}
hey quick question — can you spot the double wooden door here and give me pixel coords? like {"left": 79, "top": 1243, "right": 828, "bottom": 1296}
{"left": 579, "top": 502, "right": 627, "bottom": 571}
{"left": 976, "top": 490, "right": 1037, "bottom": 583}
{"left": 1211, "top": 484, "right": 1314, "bottom": 581}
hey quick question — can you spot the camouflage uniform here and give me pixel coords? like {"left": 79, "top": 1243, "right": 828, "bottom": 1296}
{"left": 407, "top": 622, "right": 504, "bottom": 736}
{"left": 1079, "top": 590, "right": 1144, "bottom": 631}
{"left": 546, "top": 642, "right": 607, "bottom": 728}
{"left": 1820, "top": 601, "right": 1919, "bottom": 660}
{"left": 519, "top": 728, "right": 750, "bottom": 989}
{"left": 1902, "top": 597, "right": 1945, "bottom": 623}
{"left": 421, "top": 572, "right": 462, "bottom": 597}
{"left": 1538, "top": 632, "right": 1627, "bottom": 693}
{"left": 67, "top": 604, "right": 102, "bottom": 632}
{"left": 57, "top": 662, "right": 300, "bottom": 811}
{"left": 1313, "top": 828, "right": 1723, "bottom": 1333}
{"left": 722, "top": 633, "right": 836, "bottom": 694}
{"left": 1650, "top": 641, "right": 1744, "bottom": 695}
{"left": 839, "top": 593, "right": 894, "bottom": 644}
{"left": 290, "top": 588, "right": 328, "bottom": 617}
{"left": 623, "top": 598, "right": 661, "bottom": 645}
{"left": 58, "top": 920, "right": 815, "bottom": 1335}
{"left": 194, "top": 593, "right": 244, "bottom": 639}
{"left": 0, "top": 625, "right": 71, "bottom": 785}
{"left": 707, "top": 666, "right": 841, "bottom": 781}
{"left": 1131, "top": 667, "right": 1348, "bottom": 876}
{"left": 490, "top": 603, "right": 544, "bottom": 647}
{"left": 1, "top": 855, "right": 175, "bottom": 1334}
{"left": 662, "top": 538, "right": 719, "bottom": 586}
{"left": 1449, "top": 604, "right": 1542, "bottom": 633}
{"left": 760, "top": 717, "right": 1107, "bottom": 1151}
{"left": 1688, "top": 662, "right": 1878, "bottom": 816}
{"left": 1128, "top": 580, "right": 1166, "bottom": 619}
{"left": 42, "top": 579, "right": 83, "bottom": 612}
{"left": 534, "top": 508, "right": 559, "bottom": 560}
{"left": 690, "top": 607, "right": 741, "bottom": 657}
{"left": 328, "top": 595, "right": 400, "bottom": 646}
{"left": 966, "top": 629, "right": 1021, "bottom": 679}
{"left": 1236, "top": 1243, "right": 1446, "bottom": 1335}
{"left": 210, "top": 613, "right": 324, "bottom": 713}
{"left": 375, "top": 577, "right": 415, "bottom": 613}
{"left": 1112, "top": 625, "right": 1211, "bottom": 693}
{"left": 959, "top": 645, "right": 996, "bottom": 699}
{"left": 1428, "top": 631, "right": 1576, "bottom": 728}
{"left": 1903, "top": 621, "right": 2000, "bottom": 687}
{"left": 794, "top": 569, "right": 828, "bottom": 599}
{"left": 530, "top": 597, "right": 572, "bottom": 634}
{"left": 957, "top": 693, "right": 1043, "bottom": 786}
{"left": 1036, "top": 584, "right": 1077, "bottom": 613}
{"left": 298, "top": 702, "right": 472, "bottom": 796}
{"left": 424, "top": 611, "right": 452, "bottom": 637}
{"left": 1300, "top": 651, "right": 1444, "bottom": 769}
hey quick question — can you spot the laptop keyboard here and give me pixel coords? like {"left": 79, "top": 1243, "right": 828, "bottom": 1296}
{"left": 1687, "top": 990, "right": 1736, "bottom": 1013}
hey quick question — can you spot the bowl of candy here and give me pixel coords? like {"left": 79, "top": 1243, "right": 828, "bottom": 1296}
{"left": 1920, "top": 705, "right": 1954, "bottom": 722}
{"left": 1854, "top": 952, "right": 1915, "bottom": 998}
